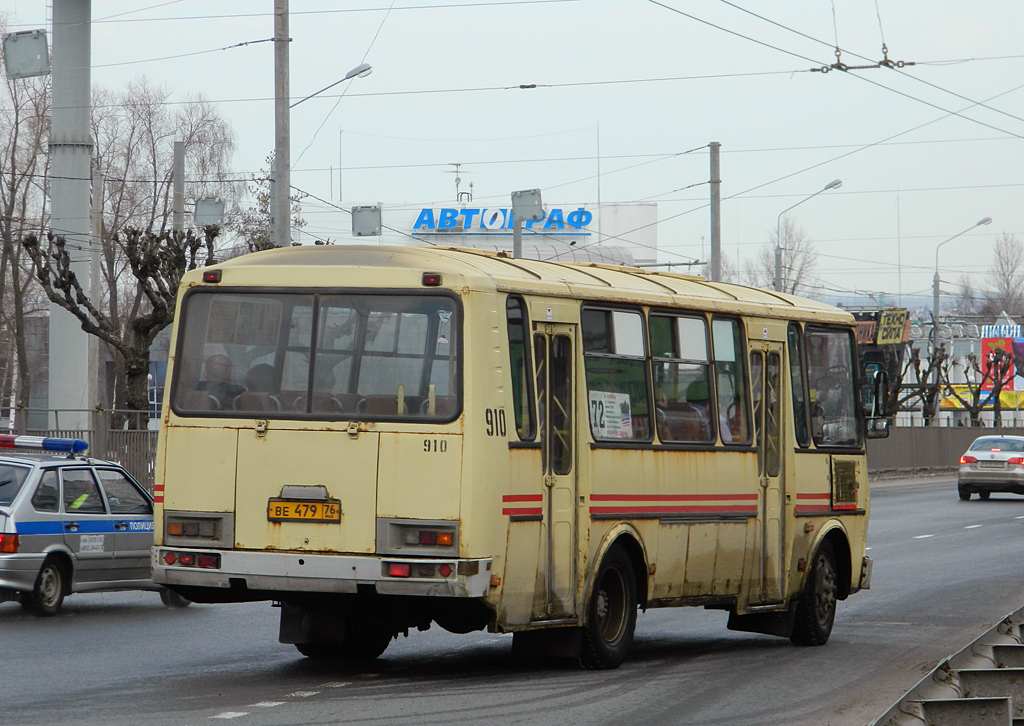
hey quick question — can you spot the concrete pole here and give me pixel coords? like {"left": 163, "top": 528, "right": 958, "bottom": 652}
{"left": 513, "top": 217, "right": 523, "bottom": 259}
{"left": 49, "top": 0, "right": 92, "bottom": 431}
{"left": 90, "top": 169, "right": 103, "bottom": 437}
{"left": 273, "top": 0, "right": 290, "bottom": 247}
{"left": 172, "top": 141, "right": 184, "bottom": 232}
{"left": 709, "top": 142, "right": 721, "bottom": 282}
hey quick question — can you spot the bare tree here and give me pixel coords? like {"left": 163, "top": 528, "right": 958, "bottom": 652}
{"left": 226, "top": 152, "right": 306, "bottom": 254}
{"left": 0, "top": 63, "right": 51, "bottom": 427}
{"left": 90, "top": 78, "right": 238, "bottom": 410}
{"left": 743, "top": 217, "right": 820, "bottom": 297}
{"left": 22, "top": 227, "right": 218, "bottom": 425}
{"left": 984, "top": 233, "right": 1024, "bottom": 318}
{"left": 701, "top": 252, "right": 738, "bottom": 283}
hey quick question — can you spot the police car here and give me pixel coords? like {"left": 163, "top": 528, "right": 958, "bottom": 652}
{"left": 0, "top": 435, "right": 189, "bottom": 615}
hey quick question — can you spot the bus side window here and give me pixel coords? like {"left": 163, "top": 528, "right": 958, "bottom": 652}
{"left": 711, "top": 317, "right": 751, "bottom": 445}
{"left": 506, "top": 296, "right": 535, "bottom": 440}
{"left": 582, "top": 308, "right": 651, "bottom": 442}
{"left": 650, "top": 313, "right": 714, "bottom": 443}
{"left": 806, "top": 326, "right": 861, "bottom": 448}
{"left": 787, "top": 323, "right": 811, "bottom": 448}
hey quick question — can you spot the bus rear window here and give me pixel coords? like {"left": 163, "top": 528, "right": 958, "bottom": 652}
{"left": 172, "top": 292, "right": 459, "bottom": 420}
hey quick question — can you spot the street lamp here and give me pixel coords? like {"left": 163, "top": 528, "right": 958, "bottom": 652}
{"left": 931, "top": 216, "right": 993, "bottom": 353}
{"left": 774, "top": 179, "right": 842, "bottom": 292}
{"left": 273, "top": 0, "right": 372, "bottom": 247}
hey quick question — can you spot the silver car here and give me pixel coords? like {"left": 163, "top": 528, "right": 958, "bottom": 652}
{"left": 0, "top": 435, "right": 189, "bottom": 614}
{"left": 958, "top": 435, "right": 1024, "bottom": 501}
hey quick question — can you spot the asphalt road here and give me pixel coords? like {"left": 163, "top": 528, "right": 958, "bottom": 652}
{"left": 4, "top": 476, "right": 1024, "bottom": 726}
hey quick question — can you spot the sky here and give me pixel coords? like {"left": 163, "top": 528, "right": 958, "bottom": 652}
{"left": 4, "top": 0, "right": 1024, "bottom": 310}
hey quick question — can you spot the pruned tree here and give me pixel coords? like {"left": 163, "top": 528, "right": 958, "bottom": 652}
{"left": 941, "top": 347, "right": 1014, "bottom": 427}
{"left": 22, "top": 227, "right": 218, "bottom": 426}
{"left": 897, "top": 343, "right": 948, "bottom": 425}
{"left": 743, "top": 217, "right": 820, "bottom": 297}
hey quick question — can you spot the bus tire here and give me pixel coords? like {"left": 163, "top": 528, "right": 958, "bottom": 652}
{"left": 341, "top": 614, "right": 392, "bottom": 661}
{"left": 790, "top": 541, "right": 837, "bottom": 646}
{"left": 295, "top": 642, "right": 340, "bottom": 659}
{"left": 580, "top": 545, "right": 637, "bottom": 670}
{"left": 160, "top": 588, "right": 192, "bottom": 608}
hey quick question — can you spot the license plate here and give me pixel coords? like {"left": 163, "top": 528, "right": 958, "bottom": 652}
{"left": 979, "top": 461, "right": 1005, "bottom": 469}
{"left": 267, "top": 499, "right": 341, "bottom": 523}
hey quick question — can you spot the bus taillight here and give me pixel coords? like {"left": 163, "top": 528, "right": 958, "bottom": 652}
{"left": 387, "top": 563, "right": 412, "bottom": 578}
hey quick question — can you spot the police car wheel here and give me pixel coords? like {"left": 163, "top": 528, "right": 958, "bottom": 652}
{"left": 30, "top": 559, "right": 65, "bottom": 616}
{"left": 159, "top": 588, "right": 192, "bottom": 608}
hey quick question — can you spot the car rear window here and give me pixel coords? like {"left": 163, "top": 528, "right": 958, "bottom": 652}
{"left": 969, "top": 437, "right": 1024, "bottom": 453}
{"left": 0, "top": 464, "right": 32, "bottom": 507}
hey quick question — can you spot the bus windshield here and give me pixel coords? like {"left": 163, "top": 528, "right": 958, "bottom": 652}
{"left": 171, "top": 291, "right": 459, "bottom": 420}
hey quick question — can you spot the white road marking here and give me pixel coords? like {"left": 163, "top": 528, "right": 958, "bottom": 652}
{"left": 913, "top": 534, "right": 934, "bottom": 539}
{"left": 211, "top": 713, "right": 249, "bottom": 720}
{"left": 965, "top": 525, "right": 983, "bottom": 529}
{"left": 288, "top": 691, "right": 320, "bottom": 698}
{"left": 250, "top": 701, "right": 285, "bottom": 708}
{"left": 322, "top": 682, "right": 351, "bottom": 688}
{"left": 1016, "top": 515, "right": 1024, "bottom": 520}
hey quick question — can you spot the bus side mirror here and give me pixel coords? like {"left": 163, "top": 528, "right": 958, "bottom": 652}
{"left": 865, "top": 370, "right": 890, "bottom": 439}
{"left": 872, "top": 370, "right": 889, "bottom": 417}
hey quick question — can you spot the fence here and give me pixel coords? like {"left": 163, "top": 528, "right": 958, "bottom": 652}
{"left": 866, "top": 425, "right": 1024, "bottom": 479}
{"left": 6, "top": 408, "right": 159, "bottom": 490}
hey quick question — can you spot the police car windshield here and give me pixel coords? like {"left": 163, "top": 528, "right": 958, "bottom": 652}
{"left": 0, "top": 464, "right": 32, "bottom": 506}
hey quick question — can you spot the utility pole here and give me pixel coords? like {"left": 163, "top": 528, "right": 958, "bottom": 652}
{"left": 49, "top": 0, "right": 93, "bottom": 431}
{"left": 172, "top": 141, "right": 184, "bottom": 231}
{"left": 273, "top": 0, "right": 290, "bottom": 247}
{"left": 709, "top": 142, "right": 721, "bottom": 282}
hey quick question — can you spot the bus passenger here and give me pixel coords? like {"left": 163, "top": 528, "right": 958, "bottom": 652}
{"left": 196, "top": 354, "right": 244, "bottom": 409}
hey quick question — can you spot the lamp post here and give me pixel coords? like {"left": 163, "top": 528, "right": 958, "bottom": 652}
{"left": 774, "top": 179, "right": 842, "bottom": 292}
{"left": 273, "top": 0, "right": 372, "bottom": 247}
{"left": 931, "top": 216, "right": 993, "bottom": 355}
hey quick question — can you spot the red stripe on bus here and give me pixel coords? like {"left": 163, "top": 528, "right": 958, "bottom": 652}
{"left": 154, "top": 496, "right": 164, "bottom": 503}
{"left": 590, "top": 505, "right": 758, "bottom": 515}
{"left": 795, "top": 493, "right": 829, "bottom": 500}
{"left": 832, "top": 503, "right": 858, "bottom": 510}
{"left": 503, "top": 507, "right": 542, "bottom": 516}
{"left": 154, "top": 485, "right": 164, "bottom": 492}
{"left": 502, "top": 494, "right": 543, "bottom": 503}
{"left": 590, "top": 493, "right": 757, "bottom": 502}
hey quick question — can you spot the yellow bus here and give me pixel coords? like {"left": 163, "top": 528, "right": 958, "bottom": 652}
{"left": 152, "top": 245, "right": 886, "bottom": 669}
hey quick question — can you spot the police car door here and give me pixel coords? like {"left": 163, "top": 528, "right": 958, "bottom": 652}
{"left": 95, "top": 467, "right": 154, "bottom": 582}
{"left": 60, "top": 467, "right": 117, "bottom": 583}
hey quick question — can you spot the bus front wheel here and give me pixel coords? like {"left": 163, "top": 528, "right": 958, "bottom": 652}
{"left": 580, "top": 546, "right": 637, "bottom": 670}
{"left": 790, "top": 541, "right": 837, "bottom": 646}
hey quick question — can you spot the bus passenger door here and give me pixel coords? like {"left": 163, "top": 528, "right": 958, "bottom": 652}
{"left": 749, "top": 342, "right": 785, "bottom": 604}
{"left": 532, "top": 325, "right": 577, "bottom": 620}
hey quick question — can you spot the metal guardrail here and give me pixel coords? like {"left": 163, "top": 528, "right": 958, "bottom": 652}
{"left": 872, "top": 606, "right": 1024, "bottom": 725}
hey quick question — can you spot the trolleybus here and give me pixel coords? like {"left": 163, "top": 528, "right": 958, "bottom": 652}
{"left": 152, "top": 245, "right": 886, "bottom": 668}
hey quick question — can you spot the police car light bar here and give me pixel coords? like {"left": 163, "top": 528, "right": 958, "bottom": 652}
{"left": 0, "top": 435, "right": 88, "bottom": 453}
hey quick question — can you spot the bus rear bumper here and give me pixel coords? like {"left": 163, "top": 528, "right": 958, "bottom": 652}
{"left": 151, "top": 547, "right": 493, "bottom": 598}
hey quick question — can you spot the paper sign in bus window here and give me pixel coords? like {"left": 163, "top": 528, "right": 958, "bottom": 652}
{"left": 589, "top": 391, "right": 633, "bottom": 439}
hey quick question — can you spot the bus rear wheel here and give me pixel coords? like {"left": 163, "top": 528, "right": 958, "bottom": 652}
{"left": 580, "top": 546, "right": 637, "bottom": 670}
{"left": 790, "top": 541, "right": 837, "bottom": 646}
{"left": 341, "top": 611, "right": 393, "bottom": 661}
